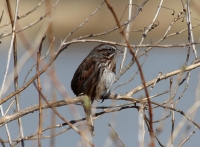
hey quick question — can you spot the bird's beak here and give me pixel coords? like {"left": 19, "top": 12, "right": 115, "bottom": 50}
{"left": 116, "top": 48, "right": 123, "bottom": 53}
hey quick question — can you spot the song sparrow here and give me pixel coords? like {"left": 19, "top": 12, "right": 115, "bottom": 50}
{"left": 71, "top": 43, "right": 121, "bottom": 136}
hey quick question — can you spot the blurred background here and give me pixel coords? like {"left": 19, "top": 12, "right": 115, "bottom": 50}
{"left": 0, "top": 0, "right": 200, "bottom": 147}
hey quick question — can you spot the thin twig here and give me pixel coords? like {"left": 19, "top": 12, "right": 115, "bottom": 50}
{"left": 0, "top": 0, "right": 20, "bottom": 146}
{"left": 186, "top": 0, "right": 197, "bottom": 59}
{"left": 178, "top": 127, "right": 197, "bottom": 147}
{"left": 33, "top": 82, "right": 94, "bottom": 147}
{"left": 104, "top": 0, "right": 154, "bottom": 146}
{"left": 0, "top": 0, "right": 45, "bottom": 29}
{"left": 144, "top": 115, "right": 165, "bottom": 147}
{"left": 175, "top": 72, "right": 190, "bottom": 105}
{"left": 12, "top": 123, "right": 85, "bottom": 145}
{"left": 36, "top": 36, "right": 46, "bottom": 147}
{"left": 64, "top": 1, "right": 105, "bottom": 42}
{"left": 138, "top": 107, "right": 145, "bottom": 147}
{"left": 75, "top": 0, "right": 149, "bottom": 41}
{"left": 153, "top": 112, "right": 171, "bottom": 123}
{"left": 126, "top": 62, "right": 200, "bottom": 96}
{"left": 6, "top": 0, "right": 25, "bottom": 146}
{"left": 0, "top": 97, "right": 84, "bottom": 126}
{"left": 23, "top": 38, "right": 54, "bottom": 84}
{"left": 18, "top": 0, "right": 45, "bottom": 20}
{"left": 0, "top": 0, "right": 59, "bottom": 39}
{"left": 45, "top": 0, "right": 56, "bottom": 146}
{"left": 109, "top": 124, "right": 125, "bottom": 147}
{"left": 114, "top": 53, "right": 147, "bottom": 89}
{"left": 2, "top": 103, "right": 137, "bottom": 145}
{"left": 0, "top": 10, "right": 4, "bottom": 24}
{"left": 1, "top": 45, "right": 200, "bottom": 106}
{"left": 170, "top": 77, "right": 175, "bottom": 147}
{"left": 62, "top": 39, "right": 200, "bottom": 48}
{"left": 149, "top": 71, "right": 162, "bottom": 93}
{"left": 136, "top": 0, "right": 164, "bottom": 55}
{"left": 110, "top": 96, "right": 200, "bottom": 129}
{"left": 0, "top": 0, "right": 59, "bottom": 107}
{"left": 166, "top": 99, "right": 200, "bottom": 146}
{"left": 118, "top": 0, "right": 133, "bottom": 78}
{"left": 116, "top": 6, "right": 188, "bottom": 81}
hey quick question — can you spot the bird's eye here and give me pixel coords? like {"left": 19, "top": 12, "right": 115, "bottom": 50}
{"left": 108, "top": 48, "right": 112, "bottom": 52}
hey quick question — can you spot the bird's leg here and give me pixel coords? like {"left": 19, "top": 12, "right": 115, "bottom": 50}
{"left": 101, "top": 92, "right": 111, "bottom": 103}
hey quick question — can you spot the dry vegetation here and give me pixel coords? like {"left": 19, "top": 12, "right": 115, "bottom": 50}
{"left": 0, "top": 0, "right": 200, "bottom": 147}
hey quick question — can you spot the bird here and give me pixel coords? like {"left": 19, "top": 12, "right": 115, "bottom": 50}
{"left": 71, "top": 43, "right": 121, "bottom": 136}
